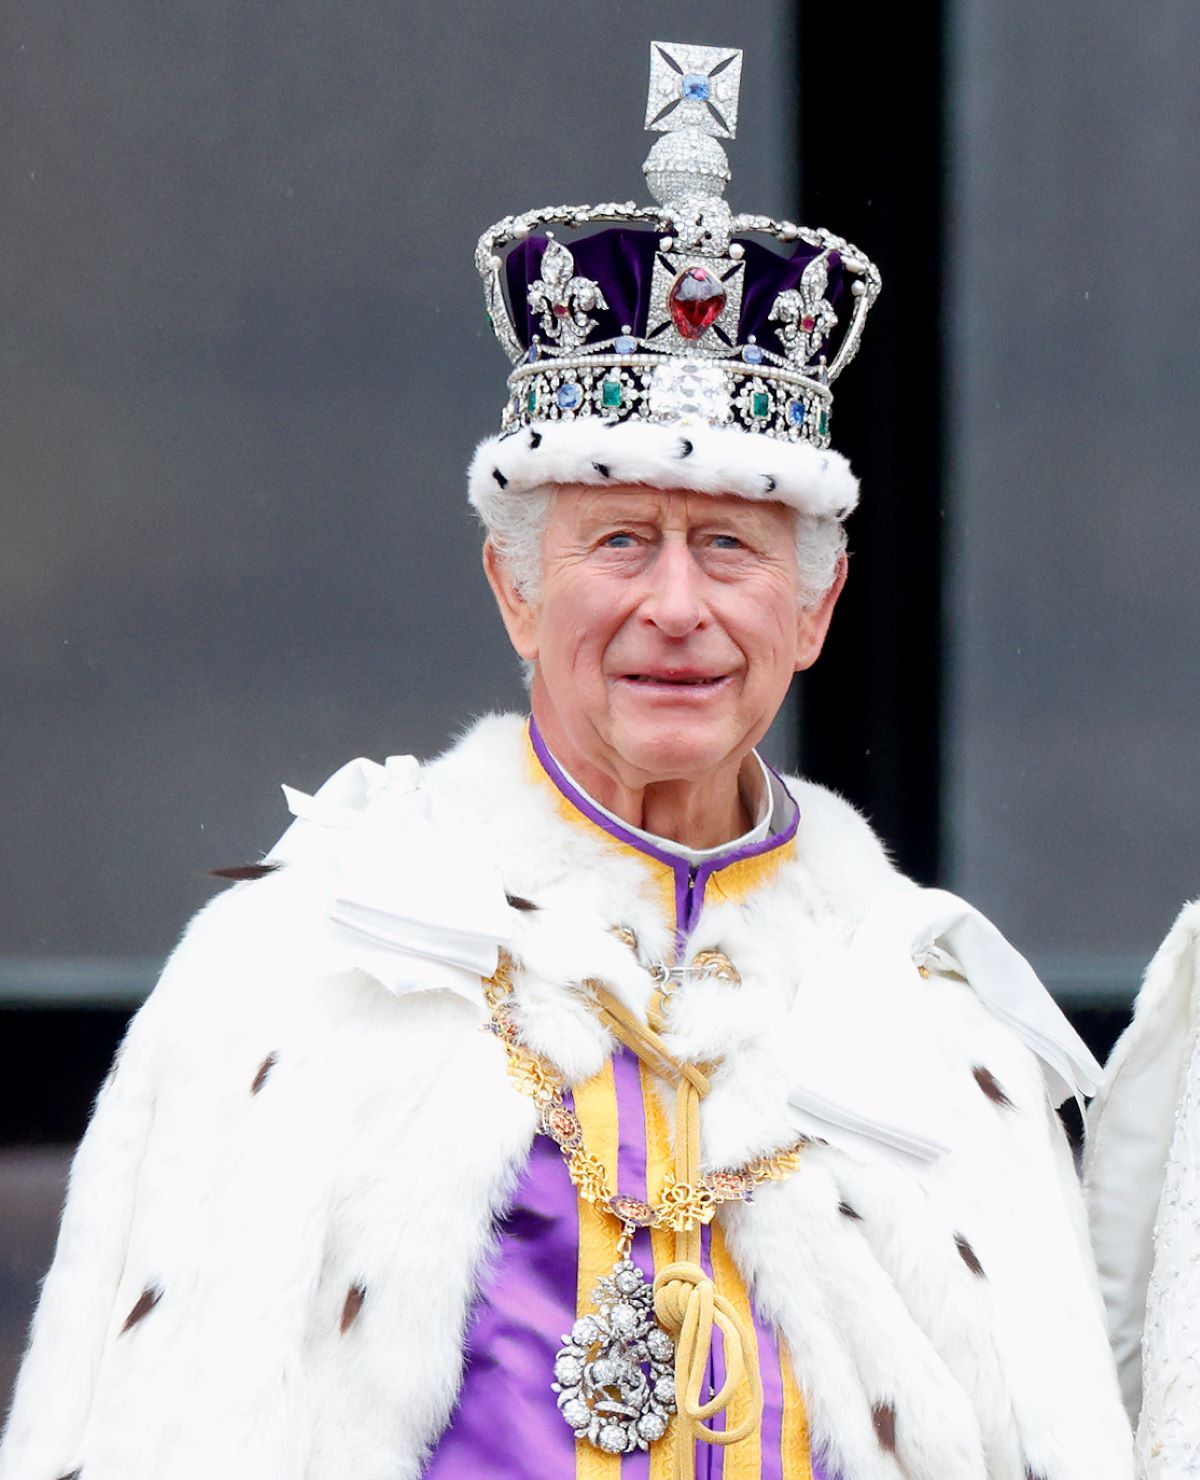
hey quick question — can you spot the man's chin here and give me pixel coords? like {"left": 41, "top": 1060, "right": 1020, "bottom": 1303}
{"left": 605, "top": 722, "right": 740, "bottom": 786}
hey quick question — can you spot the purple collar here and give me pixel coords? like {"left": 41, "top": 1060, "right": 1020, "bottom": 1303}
{"left": 528, "top": 716, "right": 800, "bottom": 952}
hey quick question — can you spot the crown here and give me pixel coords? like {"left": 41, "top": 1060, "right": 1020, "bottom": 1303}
{"left": 476, "top": 41, "right": 880, "bottom": 459}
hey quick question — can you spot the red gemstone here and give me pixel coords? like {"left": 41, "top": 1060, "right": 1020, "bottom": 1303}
{"left": 553, "top": 303, "right": 569, "bottom": 317}
{"left": 801, "top": 315, "right": 815, "bottom": 332}
{"left": 668, "top": 267, "right": 727, "bottom": 340}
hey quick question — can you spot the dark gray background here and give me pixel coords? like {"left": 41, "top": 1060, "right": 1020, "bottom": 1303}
{"left": 1, "top": 2, "right": 794, "bottom": 998}
{"left": 947, "top": 0, "right": 1200, "bottom": 996}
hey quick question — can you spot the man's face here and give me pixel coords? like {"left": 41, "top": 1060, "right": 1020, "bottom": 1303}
{"left": 486, "top": 485, "right": 844, "bottom": 792}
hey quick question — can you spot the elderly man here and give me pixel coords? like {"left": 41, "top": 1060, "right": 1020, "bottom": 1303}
{"left": 1, "top": 40, "right": 1129, "bottom": 1480}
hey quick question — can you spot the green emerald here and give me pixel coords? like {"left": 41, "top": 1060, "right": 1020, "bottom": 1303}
{"left": 601, "top": 378, "right": 622, "bottom": 409}
{"left": 526, "top": 388, "right": 538, "bottom": 414}
{"left": 751, "top": 390, "right": 770, "bottom": 419}
{"left": 818, "top": 410, "right": 829, "bottom": 437}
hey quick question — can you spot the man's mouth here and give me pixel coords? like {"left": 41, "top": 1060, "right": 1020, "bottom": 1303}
{"left": 621, "top": 673, "right": 727, "bottom": 686}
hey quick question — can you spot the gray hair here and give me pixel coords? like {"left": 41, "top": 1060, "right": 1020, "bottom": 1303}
{"left": 473, "top": 481, "right": 847, "bottom": 609}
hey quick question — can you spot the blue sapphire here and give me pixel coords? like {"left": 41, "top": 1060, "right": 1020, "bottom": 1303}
{"left": 681, "top": 73, "right": 710, "bottom": 102}
{"left": 786, "top": 399, "right": 807, "bottom": 428}
{"left": 741, "top": 343, "right": 765, "bottom": 365}
{"left": 526, "top": 342, "right": 540, "bottom": 364}
{"left": 556, "top": 383, "right": 582, "bottom": 411}
{"left": 615, "top": 334, "right": 637, "bottom": 356}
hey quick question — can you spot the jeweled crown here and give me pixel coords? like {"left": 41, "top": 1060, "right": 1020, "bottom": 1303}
{"left": 476, "top": 41, "right": 880, "bottom": 450}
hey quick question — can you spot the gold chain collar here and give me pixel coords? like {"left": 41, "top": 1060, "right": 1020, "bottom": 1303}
{"left": 483, "top": 952, "right": 808, "bottom": 1234}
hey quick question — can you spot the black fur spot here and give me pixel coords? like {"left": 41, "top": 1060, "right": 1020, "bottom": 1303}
{"left": 872, "top": 1401, "right": 897, "bottom": 1453}
{"left": 954, "top": 1233, "right": 986, "bottom": 1278}
{"left": 251, "top": 1052, "right": 279, "bottom": 1096}
{"left": 528, "top": 428, "right": 542, "bottom": 449}
{"left": 677, "top": 438, "right": 694, "bottom": 458}
{"left": 505, "top": 893, "right": 539, "bottom": 912}
{"left": 121, "top": 1286, "right": 163, "bottom": 1335}
{"left": 492, "top": 467, "right": 509, "bottom": 488}
{"left": 209, "top": 862, "right": 281, "bottom": 882}
{"left": 341, "top": 1282, "right": 367, "bottom": 1334}
{"left": 837, "top": 1200, "right": 863, "bottom": 1221}
{"left": 972, "top": 1064, "right": 1014, "bottom": 1109}
{"left": 593, "top": 462, "right": 611, "bottom": 479}
{"left": 763, "top": 475, "right": 777, "bottom": 493}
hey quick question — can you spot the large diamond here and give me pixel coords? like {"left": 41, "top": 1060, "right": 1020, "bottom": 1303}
{"left": 562, "top": 1398, "right": 590, "bottom": 1430}
{"left": 598, "top": 1425, "right": 627, "bottom": 1454}
{"left": 611, "top": 1303, "right": 639, "bottom": 1334}
{"left": 638, "top": 1412, "right": 668, "bottom": 1442}
{"left": 647, "top": 358, "right": 730, "bottom": 426}
{"left": 572, "top": 1315, "right": 600, "bottom": 1345}
{"left": 667, "top": 267, "right": 727, "bottom": 340}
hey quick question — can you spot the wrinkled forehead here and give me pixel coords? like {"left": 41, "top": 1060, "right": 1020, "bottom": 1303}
{"left": 547, "top": 482, "right": 797, "bottom": 535}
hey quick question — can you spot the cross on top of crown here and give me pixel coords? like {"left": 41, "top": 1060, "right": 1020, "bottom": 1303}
{"left": 644, "top": 41, "right": 743, "bottom": 141}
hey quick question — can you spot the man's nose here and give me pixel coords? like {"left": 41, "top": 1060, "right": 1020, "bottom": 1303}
{"left": 642, "top": 538, "right": 706, "bottom": 637}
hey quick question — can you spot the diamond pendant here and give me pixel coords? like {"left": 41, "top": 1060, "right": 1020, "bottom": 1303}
{"left": 552, "top": 1255, "right": 677, "bottom": 1454}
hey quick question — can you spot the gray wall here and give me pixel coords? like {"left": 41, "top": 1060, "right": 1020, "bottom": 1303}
{"left": 947, "top": 2, "right": 1200, "bottom": 998}
{"left": 1, "top": 2, "right": 796, "bottom": 1002}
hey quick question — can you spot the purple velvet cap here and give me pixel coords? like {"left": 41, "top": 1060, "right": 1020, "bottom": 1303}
{"left": 504, "top": 227, "right": 845, "bottom": 361}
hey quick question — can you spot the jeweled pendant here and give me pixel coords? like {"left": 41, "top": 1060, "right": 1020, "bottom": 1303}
{"left": 552, "top": 1257, "right": 676, "bottom": 1454}
{"left": 667, "top": 266, "right": 726, "bottom": 340}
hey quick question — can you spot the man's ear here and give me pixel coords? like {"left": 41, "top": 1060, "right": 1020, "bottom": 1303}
{"left": 483, "top": 541, "right": 539, "bottom": 661}
{"left": 794, "top": 553, "right": 848, "bottom": 672}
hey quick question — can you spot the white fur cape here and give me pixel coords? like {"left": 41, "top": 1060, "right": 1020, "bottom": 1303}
{"left": 0, "top": 715, "right": 1130, "bottom": 1480}
{"left": 1085, "top": 900, "right": 1200, "bottom": 1477}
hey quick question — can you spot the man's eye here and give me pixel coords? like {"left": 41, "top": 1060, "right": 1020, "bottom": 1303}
{"left": 603, "top": 532, "right": 637, "bottom": 548}
{"left": 710, "top": 534, "right": 743, "bottom": 550}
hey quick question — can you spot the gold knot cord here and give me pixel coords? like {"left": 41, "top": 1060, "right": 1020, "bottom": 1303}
{"left": 486, "top": 953, "right": 786, "bottom": 1478}
{"left": 591, "top": 986, "right": 764, "bottom": 1472}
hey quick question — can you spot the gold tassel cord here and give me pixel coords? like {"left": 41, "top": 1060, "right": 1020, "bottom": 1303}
{"left": 588, "top": 987, "right": 711, "bottom": 1098}
{"left": 484, "top": 956, "right": 785, "bottom": 1477}
{"left": 589, "top": 985, "right": 764, "bottom": 1477}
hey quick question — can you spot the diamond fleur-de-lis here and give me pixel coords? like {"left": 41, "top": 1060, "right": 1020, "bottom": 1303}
{"left": 769, "top": 249, "right": 840, "bottom": 367}
{"left": 527, "top": 236, "right": 608, "bottom": 351}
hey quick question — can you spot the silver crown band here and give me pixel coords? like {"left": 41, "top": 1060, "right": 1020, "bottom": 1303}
{"left": 503, "top": 354, "right": 833, "bottom": 447}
